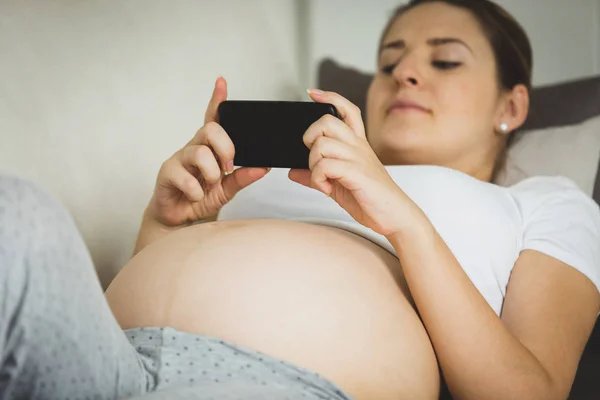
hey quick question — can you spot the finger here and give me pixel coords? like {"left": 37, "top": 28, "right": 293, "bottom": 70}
{"left": 204, "top": 76, "right": 228, "bottom": 124}
{"left": 303, "top": 115, "right": 357, "bottom": 150}
{"left": 311, "top": 158, "right": 358, "bottom": 196}
{"left": 180, "top": 145, "right": 222, "bottom": 185}
{"left": 221, "top": 167, "right": 270, "bottom": 200}
{"left": 307, "top": 89, "right": 366, "bottom": 138}
{"left": 189, "top": 122, "right": 235, "bottom": 172}
{"left": 288, "top": 169, "right": 312, "bottom": 189}
{"left": 308, "top": 136, "right": 355, "bottom": 171}
{"left": 185, "top": 77, "right": 228, "bottom": 148}
{"left": 159, "top": 159, "right": 205, "bottom": 202}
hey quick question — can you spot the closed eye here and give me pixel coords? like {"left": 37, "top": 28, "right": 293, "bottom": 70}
{"left": 380, "top": 60, "right": 462, "bottom": 75}
{"left": 380, "top": 64, "right": 397, "bottom": 75}
{"left": 432, "top": 61, "right": 462, "bottom": 70}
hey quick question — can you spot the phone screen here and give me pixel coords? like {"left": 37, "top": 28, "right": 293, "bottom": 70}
{"left": 218, "top": 101, "right": 339, "bottom": 169}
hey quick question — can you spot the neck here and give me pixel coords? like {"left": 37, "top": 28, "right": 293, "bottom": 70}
{"left": 379, "top": 151, "right": 497, "bottom": 183}
{"left": 443, "top": 149, "right": 497, "bottom": 182}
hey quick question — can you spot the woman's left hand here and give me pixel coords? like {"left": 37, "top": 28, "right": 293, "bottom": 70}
{"left": 288, "top": 89, "right": 418, "bottom": 238}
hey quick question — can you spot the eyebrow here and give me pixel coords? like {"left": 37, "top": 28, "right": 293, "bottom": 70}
{"left": 379, "top": 37, "right": 473, "bottom": 55}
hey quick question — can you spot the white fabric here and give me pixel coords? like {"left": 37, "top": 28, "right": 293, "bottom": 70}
{"left": 511, "top": 176, "right": 600, "bottom": 289}
{"left": 218, "top": 165, "right": 600, "bottom": 315}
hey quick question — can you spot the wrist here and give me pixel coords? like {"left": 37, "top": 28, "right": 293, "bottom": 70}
{"left": 385, "top": 204, "right": 436, "bottom": 248}
{"left": 141, "top": 207, "right": 188, "bottom": 233}
{"left": 142, "top": 208, "right": 167, "bottom": 227}
{"left": 132, "top": 208, "right": 184, "bottom": 257}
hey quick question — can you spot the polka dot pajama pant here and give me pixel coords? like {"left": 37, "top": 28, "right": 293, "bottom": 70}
{"left": 0, "top": 176, "right": 353, "bottom": 400}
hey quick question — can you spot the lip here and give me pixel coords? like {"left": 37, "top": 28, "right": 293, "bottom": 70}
{"left": 387, "top": 99, "right": 431, "bottom": 114}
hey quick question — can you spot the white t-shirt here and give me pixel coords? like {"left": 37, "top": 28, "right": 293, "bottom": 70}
{"left": 218, "top": 165, "right": 600, "bottom": 315}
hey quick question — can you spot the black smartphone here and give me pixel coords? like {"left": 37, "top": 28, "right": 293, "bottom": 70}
{"left": 218, "top": 100, "right": 340, "bottom": 169}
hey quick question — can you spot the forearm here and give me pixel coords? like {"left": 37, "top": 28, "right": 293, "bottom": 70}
{"left": 387, "top": 211, "right": 556, "bottom": 400}
{"left": 132, "top": 209, "right": 182, "bottom": 256}
{"left": 132, "top": 208, "right": 216, "bottom": 256}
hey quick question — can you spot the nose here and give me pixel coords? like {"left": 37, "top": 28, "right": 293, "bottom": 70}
{"left": 391, "top": 56, "right": 421, "bottom": 87}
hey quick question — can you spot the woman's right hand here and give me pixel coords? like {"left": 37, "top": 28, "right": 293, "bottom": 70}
{"left": 146, "top": 77, "right": 270, "bottom": 227}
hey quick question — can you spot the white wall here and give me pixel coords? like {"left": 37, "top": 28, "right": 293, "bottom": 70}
{"left": 0, "top": 0, "right": 300, "bottom": 286}
{"left": 497, "top": 0, "right": 600, "bottom": 85}
{"left": 305, "top": 0, "right": 600, "bottom": 87}
{"left": 596, "top": 0, "right": 600, "bottom": 73}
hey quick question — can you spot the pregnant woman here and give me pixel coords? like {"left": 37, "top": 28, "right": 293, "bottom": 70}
{"left": 2, "top": 1, "right": 599, "bottom": 400}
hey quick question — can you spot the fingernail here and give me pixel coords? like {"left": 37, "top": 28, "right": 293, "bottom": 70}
{"left": 307, "top": 88, "right": 325, "bottom": 96}
{"left": 226, "top": 161, "right": 234, "bottom": 173}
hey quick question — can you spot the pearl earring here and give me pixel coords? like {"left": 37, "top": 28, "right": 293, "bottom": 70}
{"left": 499, "top": 122, "right": 509, "bottom": 133}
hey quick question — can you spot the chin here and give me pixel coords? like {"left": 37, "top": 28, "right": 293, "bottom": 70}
{"left": 369, "top": 125, "right": 437, "bottom": 165}
{"left": 378, "top": 122, "right": 427, "bottom": 146}
{"left": 372, "top": 138, "right": 432, "bottom": 166}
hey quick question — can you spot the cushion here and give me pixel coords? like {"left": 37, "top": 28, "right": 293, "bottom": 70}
{"left": 317, "top": 58, "right": 600, "bottom": 206}
{"left": 522, "top": 76, "right": 600, "bottom": 131}
{"left": 498, "top": 115, "right": 600, "bottom": 197}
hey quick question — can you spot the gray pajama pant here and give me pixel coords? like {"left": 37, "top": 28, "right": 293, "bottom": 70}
{"left": 0, "top": 175, "right": 353, "bottom": 400}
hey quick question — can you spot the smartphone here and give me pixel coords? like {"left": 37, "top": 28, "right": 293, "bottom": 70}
{"left": 218, "top": 100, "right": 340, "bottom": 169}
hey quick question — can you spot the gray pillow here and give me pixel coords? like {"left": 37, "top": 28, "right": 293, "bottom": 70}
{"left": 522, "top": 75, "right": 600, "bottom": 130}
{"left": 317, "top": 58, "right": 600, "bottom": 206}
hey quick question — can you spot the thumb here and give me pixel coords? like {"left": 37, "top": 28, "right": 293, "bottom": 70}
{"left": 204, "top": 76, "right": 228, "bottom": 124}
{"left": 287, "top": 169, "right": 312, "bottom": 188}
{"left": 221, "top": 167, "right": 270, "bottom": 200}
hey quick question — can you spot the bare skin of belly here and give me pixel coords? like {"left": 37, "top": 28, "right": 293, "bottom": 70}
{"left": 105, "top": 219, "right": 440, "bottom": 400}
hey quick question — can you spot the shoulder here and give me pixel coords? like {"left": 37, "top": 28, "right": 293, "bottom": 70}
{"left": 509, "top": 174, "right": 586, "bottom": 197}
{"left": 509, "top": 175, "right": 600, "bottom": 293}
{"left": 509, "top": 175, "right": 599, "bottom": 220}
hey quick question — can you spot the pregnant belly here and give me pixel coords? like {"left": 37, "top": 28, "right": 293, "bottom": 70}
{"left": 105, "top": 219, "right": 440, "bottom": 400}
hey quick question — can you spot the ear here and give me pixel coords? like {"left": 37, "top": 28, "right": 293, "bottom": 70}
{"left": 494, "top": 84, "right": 530, "bottom": 135}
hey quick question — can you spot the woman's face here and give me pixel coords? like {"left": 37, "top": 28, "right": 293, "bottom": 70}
{"left": 366, "top": 2, "right": 512, "bottom": 176}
